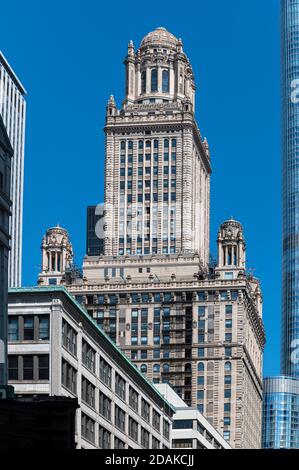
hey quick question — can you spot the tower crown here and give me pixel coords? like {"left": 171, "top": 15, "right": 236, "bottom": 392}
{"left": 121, "top": 27, "right": 196, "bottom": 110}
{"left": 38, "top": 226, "right": 73, "bottom": 286}
{"left": 216, "top": 219, "right": 246, "bottom": 275}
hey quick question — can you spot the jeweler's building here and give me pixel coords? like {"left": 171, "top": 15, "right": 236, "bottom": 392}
{"left": 262, "top": 1, "right": 299, "bottom": 449}
{"left": 38, "top": 28, "right": 266, "bottom": 448}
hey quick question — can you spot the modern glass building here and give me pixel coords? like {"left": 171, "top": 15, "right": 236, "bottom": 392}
{"left": 262, "top": 1, "right": 299, "bottom": 449}
{"left": 281, "top": 0, "right": 299, "bottom": 377}
{"left": 263, "top": 377, "right": 299, "bottom": 448}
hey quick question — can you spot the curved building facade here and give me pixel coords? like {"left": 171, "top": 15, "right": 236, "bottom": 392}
{"left": 263, "top": 377, "right": 299, "bottom": 448}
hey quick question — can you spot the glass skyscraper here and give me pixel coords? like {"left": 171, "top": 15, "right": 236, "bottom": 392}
{"left": 262, "top": 0, "right": 299, "bottom": 449}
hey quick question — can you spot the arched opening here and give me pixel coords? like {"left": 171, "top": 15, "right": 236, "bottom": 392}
{"left": 151, "top": 69, "right": 158, "bottom": 92}
{"left": 162, "top": 70, "right": 169, "bottom": 93}
{"left": 141, "top": 70, "right": 147, "bottom": 94}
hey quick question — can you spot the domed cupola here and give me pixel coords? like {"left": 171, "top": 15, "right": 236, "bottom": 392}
{"left": 216, "top": 219, "right": 246, "bottom": 278}
{"left": 122, "top": 27, "right": 196, "bottom": 109}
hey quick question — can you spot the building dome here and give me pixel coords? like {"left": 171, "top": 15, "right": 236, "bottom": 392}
{"left": 220, "top": 218, "right": 243, "bottom": 230}
{"left": 140, "top": 27, "right": 178, "bottom": 49}
{"left": 46, "top": 225, "right": 69, "bottom": 236}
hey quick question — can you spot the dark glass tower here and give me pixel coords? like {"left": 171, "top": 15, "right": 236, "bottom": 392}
{"left": 281, "top": 0, "right": 299, "bottom": 376}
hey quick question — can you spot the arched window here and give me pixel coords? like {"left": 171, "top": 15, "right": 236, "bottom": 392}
{"left": 141, "top": 70, "right": 147, "bottom": 94}
{"left": 140, "top": 364, "right": 147, "bottom": 374}
{"left": 162, "top": 363, "right": 169, "bottom": 373}
{"left": 164, "top": 139, "right": 169, "bottom": 148}
{"left": 225, "top": 361, "right": 232, "bottom": 372}
{"left": 162, "top": 70, "right": 170, "bottom": 93}
{"left": 153, "top": 364, "right": 160, "bottom": 373}
{"left": 198, "top": 362, "right": 204, "bottom": 372}
{"left": 185, "top": 363, "right": 192, "bottom": 373}
{"left": 151, "top": 69, "right": 158, "bottom": 92}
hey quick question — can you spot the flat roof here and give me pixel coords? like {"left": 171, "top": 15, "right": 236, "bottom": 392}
{"left": 0, "top": 51, "right": 27, "bottom": 96}
{"left": 9, "top": 286, "right": 176, "bottom": 414}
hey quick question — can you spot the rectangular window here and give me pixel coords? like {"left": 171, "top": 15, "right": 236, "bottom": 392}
{"left": 152, "top": 409, "right": 161, "bottom": 432}
{"left": 141, "top": 399, "right": 150, "bottom": 423}
{"left": 115, "top": 405, "right": 126, "bottom": 432}
{"left": 225, "top": 305, "right": 233, "bottom": 315}
{"left": 129, "top": 417, "right": 138, "bottom": 442}
{"left": 38, "top": 355, "right": 49, "bottom": 380}
{"left": 23, "top": 355, "right": 34, "bottom": 380}
{"left": 99, "top": 392, "right": 111, "bottom": 421}
{"left": 81, "top": 377, "right": 95, "bottom": 408}
{"left": 61, "top": 359, "right": 77, "bottom": 394}
{"left": 163, "top": 419, "right": 170, "bottom": 440}
{"left": 8, "top": 355, "right": 18, "bottom": 380}
{"left": 81, "top": 413, "right": 95, "bottom": 444}
{"left": 8, "top": 317, "right": 19, "bottom": 341}
{"left": 99, "top": 426, "right": 111, "bottom": 449}
{"left": 115, "top": 373, "right": 126, "bottom": 401}
{"left": 129, "top": 387, "right": 139, "bottom": 412}
{"left": 38, "top": 316, "right": 50, "bottom": 340}
{"left": 82, "top": 340, "right": 96, "bottom": 373}
{"left": 24, "top": 316, "right": 34, "bottom": 341}
{"left": 62, "top": 319, "right": 77, "bottom": 356}
{"left": 99, "top": 357, "right": 112, "bottom": 388}
{"left": 115, "top": 438, "right": 125, "bottom": 449}
{"left": 141, "top": 428, "right": 150, "bottom": 448}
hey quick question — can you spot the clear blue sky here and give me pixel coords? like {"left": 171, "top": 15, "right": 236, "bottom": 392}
{"left": 1, "top": 0, "right": 281, "bottom": 376}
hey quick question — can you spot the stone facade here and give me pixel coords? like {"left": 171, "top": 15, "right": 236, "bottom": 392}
{"left": 37, "top": 28, "right": 265, "bottom": 449}
{"left": 7, "top": 287, "right": 174, "bottom": 449}
{"left": 0, "top": 113, "right": 12, "bottom": 385}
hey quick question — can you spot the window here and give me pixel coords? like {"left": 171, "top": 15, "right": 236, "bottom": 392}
{"left": 24, "top": 316, "right": 34, "bottom": 340}
{"left": 197, "top": 362, "right": 204, "bottom": 372}
{"left": 224, "top": 417, "right": 231, "bottom": 426}
{"left": 115, "top": 405, "right": 126, "bottom": 431}
{"left": 225, "top": 305, "right": 233, "bottom": 315}
{"left": 223, "top": 431, "right": 231, "bottom": 441}
{"left": 224, "top": 375, "right": 232, "bottom": 385}
{"left": 172, "top": 439, "right": 193, "bottom": 449}
{"left": 151, "top": 69, "right": 158, "bottom": 92}
{"left": 197, "top": 376, "right": 204, "bottom": 385}
{"left": 81, "top": 414, "right": 95, "bottom": 444}
{"left": 141, "top": 399, "right": 150, "bottom": 423}
{"left": 129, "top": 417, "right": 139, "bottom": 442}
{"left": 38, "top": 316, "right": 50, "bottom": 340}
{"left": 100, "top": 357, "right": 112, "bottom": 388}
{"left": 224, "top": 389, "right": 231, "bottom": 399}
{"left": 152, "top": 409, "right": 161, "bottom": 432}
{"left": 153, "top": 363, "right": 160, "bottom": 373}
{"left": 141, "top": 70, "right": 146, "bottom": 93}
{"left": 8, "top": 317, "right": 19, "bottom": 341}
{"left": 8, "top": 356, "right": 18, "bottom": 380}
{"left": 198, "top": 348, "right": 205, "bottom": 358}
{"left": 141, "top": 428, "right": 150, "bottom": 448}
{"left": 115, "top": 373, "right": 126, "bottom": 401}
{"left": 115, "top": 438, "right": 125, "bottom": 449}
{"left": 225, "top": 319, "right": 232, "bottom": 329}
{"left": 82, "top": 340, "right": 96, "bottom": 373}
{"left": 197, "top": 390, "right": 204, "bottom": 400}
{"left": 129, "top": 387, "right": 139, "bottom": 412}
{"left": 162, "top": 70, "right": 169, "bottom": 93}
{"left": 152, "top": 437, "right": 160, "bottom": 449}
{"left": 62, "top": 359, "right": 77, "bottom": 394}
{"left": 198, "top": 306, "right": 206, "bottom": 317}
{"left": 81, "top": 377, "right": 95, "bottom": 408}
{"left": 173, "top": 420, "right": 193, "bottom": 429}
{"left": 23, "top": 355, "right": 34, "bottom": 380}
{"left": 163, "top": 420, "right": 170, "bottom": 440}
{"left": 225, "top": 361, "right": 232, "bottom": 372}
{"left": 62, "top": 319, "right": 77, "bottom": 356}
{"left": 140, "top": 364, "right": 147, "bottom": 374}
{"left": 38, "top": 355, "right": 49, "bottom": 380}
{"left": 224, "top": 403, "right": 231, "bottom": 413}
{"left": 99, "top": 426, "right": 111, "bottom": 449}
{"left": 99, "top": 392, "right": 112, "bottom": 421}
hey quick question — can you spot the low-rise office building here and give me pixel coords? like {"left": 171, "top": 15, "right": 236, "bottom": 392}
{"left": 155, "top": 384, "right": 231, "bottom": 449}
{"left": 7, "top": 286, "right": 174, "bottom": 449}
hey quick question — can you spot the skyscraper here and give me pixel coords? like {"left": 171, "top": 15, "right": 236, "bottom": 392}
{"left": 39, "top": 28, "right": 265, "bottom": 448}
{"left": 0, "top": 113, "right": 13, "bottom": 385}
{"left": 262, "top": 0, "right": 299, "bottom": 449}
{"left": 0, "top": 51, "right": 26, "bottom": 288}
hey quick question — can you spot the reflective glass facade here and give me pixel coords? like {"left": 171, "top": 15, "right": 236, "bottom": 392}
{"left": 282, "top": 0, "right": 299, "bottom": 376}
{"left": 262, "top": 377, "right": 299, "bottom": 448}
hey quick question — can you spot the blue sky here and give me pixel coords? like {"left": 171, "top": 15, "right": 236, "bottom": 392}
{"left": 1, "top": 0, "right": 281, "bottom": 376}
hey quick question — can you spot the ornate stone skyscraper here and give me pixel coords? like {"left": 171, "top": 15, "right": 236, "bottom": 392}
{"left": 39, "top": 28, "right": 265, "bottom": 448}
{"left": 103, "top": 27, "right": 211, "bottom": 266}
